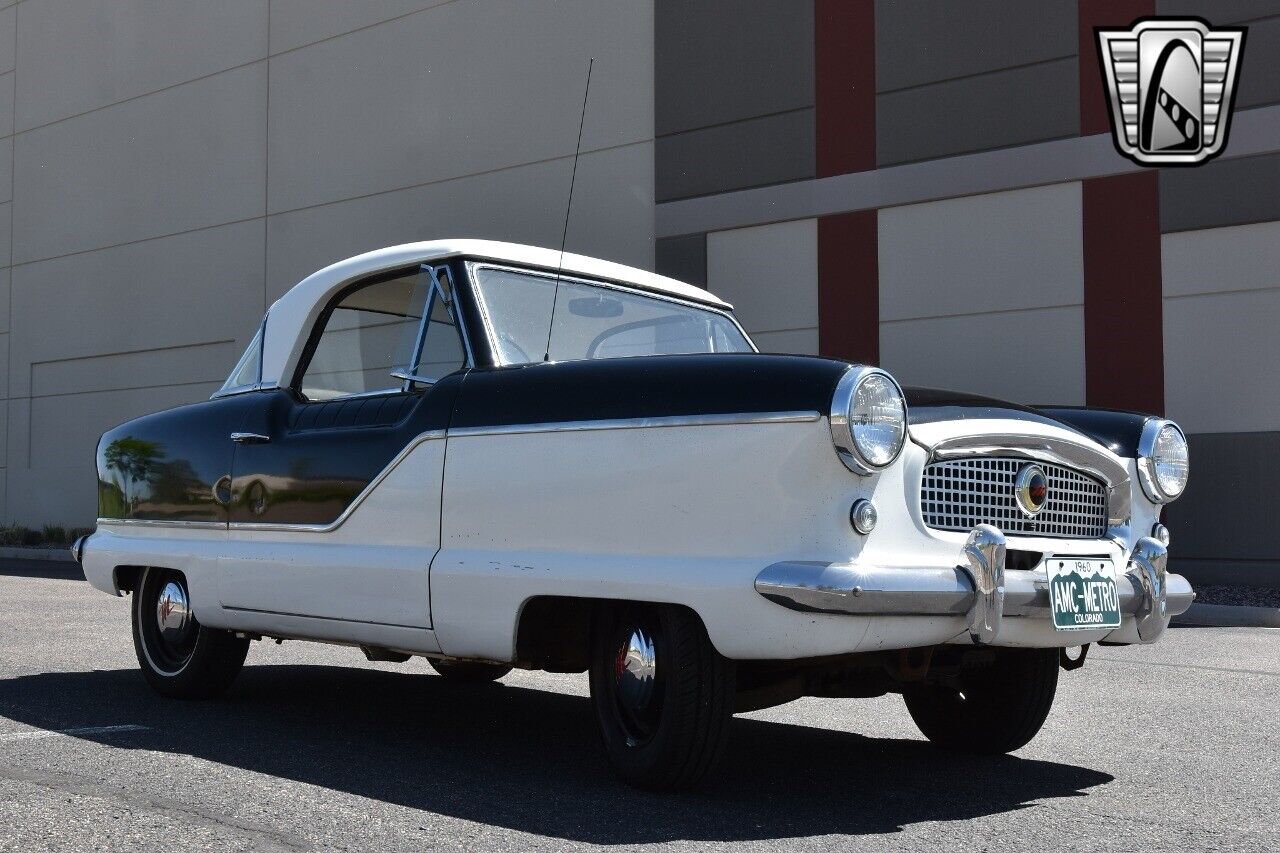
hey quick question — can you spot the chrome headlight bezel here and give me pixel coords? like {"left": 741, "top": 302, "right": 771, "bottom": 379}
{"left": 1136, "top": 418, "right": 1189, "bottom": 504}
{"left": 830, "top": 366, "right": 908, "bottom": 475}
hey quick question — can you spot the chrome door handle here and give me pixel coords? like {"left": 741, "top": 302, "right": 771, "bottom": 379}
{"left": 230, "top": 432, "right": 271, "bottom": 444}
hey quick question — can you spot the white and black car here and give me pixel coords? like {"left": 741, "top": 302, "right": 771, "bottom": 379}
{"left": 78, "top": 240, "right": 1194, "bottom": 790}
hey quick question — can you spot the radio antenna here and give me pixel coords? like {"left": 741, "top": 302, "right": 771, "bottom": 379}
{"left": 543, "top": 56, "right": 594, "bottom": 362}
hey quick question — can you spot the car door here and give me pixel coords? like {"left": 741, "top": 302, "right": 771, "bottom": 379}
{"left": 217, "top": 265, "right": 467, "bottom": 629}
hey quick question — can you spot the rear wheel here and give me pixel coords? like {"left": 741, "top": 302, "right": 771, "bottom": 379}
{"left": 427, "top": 659, "right": 513, "bottom": 682}
{"left": 903, "top": 647, "right": 1059, "bottom": 754}
{"left": 131, "top": 567, "right": 249, "bottom": 699}
{"left": 589, "top": 605, "right": 735, "bottom": 791}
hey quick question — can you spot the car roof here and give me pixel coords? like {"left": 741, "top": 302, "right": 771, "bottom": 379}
{"left": 258, "top": 240, "right": 731, "bottom": 389}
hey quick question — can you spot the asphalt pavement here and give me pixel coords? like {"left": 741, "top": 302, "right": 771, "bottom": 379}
{"left": 1, "top": 562, "right": 1277, "bottom": 851}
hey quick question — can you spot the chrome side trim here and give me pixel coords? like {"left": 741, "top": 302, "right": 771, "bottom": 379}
{"left": 448, "top": 410, "right": 820, "bottom": 438}
{"left": 925, "top": 433, "right": 1132, "bottom": 526}
{"left": 96, "top": 518, "right": 227, "bottom": 529}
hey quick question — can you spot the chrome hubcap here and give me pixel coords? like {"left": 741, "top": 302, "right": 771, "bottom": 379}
{"left": 614, "top": 628, "right": 657, "bottom": 715}
{"left": 155, "top": 581, "right": 192, "bottom": 644}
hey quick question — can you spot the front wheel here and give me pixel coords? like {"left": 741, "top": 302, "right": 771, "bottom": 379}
{"left": 131, "top": 567, "right": 249, "bottom": 699}
{"left": 903, "top": 647, "right": 1059, "bottom": 754}
{"left": 589, "top": 605, "right": 735, "bottom": 791}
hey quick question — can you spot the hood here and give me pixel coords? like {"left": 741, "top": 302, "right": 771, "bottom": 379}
{"left": 905, "top": 387, "right": 1152, "bottom": 459}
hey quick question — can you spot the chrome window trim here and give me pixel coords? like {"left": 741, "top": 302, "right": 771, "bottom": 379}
{"left": 212, "top": 312, "right": 269, "bottom": 399}
{"left": 924, "top": 433, "right": 1132, "bottom": 526}
{"left": 828, "top": 366, "right": 908, "bottom": 476}
{"left": 1135, "top": 417, "right": 1188, "bottom": 504}
{"left": 465, "top": 261, "right": 757, "bottom": 366}
{"left": 449, "top": 410, "right": 820, "bottom": 439}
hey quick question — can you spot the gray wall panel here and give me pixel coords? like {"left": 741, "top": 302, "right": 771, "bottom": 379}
{"left": 1157, "top": 1, "right": 1280, "bottom": 24}
{"left": 15, "top": 0, "right": 267, "bottom": 131}
{"left": 9, "top": 221, "right": 265, "bottom": 400}
{"left": 1155, "top": 3, "right": 1280, "bottom": 108}
{"left": 267, "top": 143, "right": 654, "bottom": 300}
{"left": 877, "top": 58, "right": 1079, "bottom": 166}
{"left": 1235, "top": 17, "right": 1280, "bottom": 109}
{"left": 267, "top": 0, "right": 651, "bottom": 213}
{"left": 0, "top": 5, "right": 13, "bottom": 74}
{"left": 13, "top": 64, "right": 268, "bottom": 264}
{"left": 657, "top": 109, "right": 814, "bottom": 202}
{"left": 876, "top": 0, "right": 1077, "bottom": 93}
{"left": 655, "top": 234, "right": 706, "bottom": 287}
{"left": 0, "top": 70, "right": 13, "bottom": 137}
{"left": 1163, "top": 433, "right": 1280, "bottom": 574}
{"left": 268, "top": 0, "right": 449, "bottom": 54}
{"left": 1160, "top": 152, "right": 1280, "bottom": 232}
{"left": 655, "top": 0, "right": 813, "bottom": 136}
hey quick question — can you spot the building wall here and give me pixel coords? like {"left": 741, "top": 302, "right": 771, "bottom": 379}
{"left": 3, "top": 0, "right": 654, "bottom": 526}
{"left": 655, "top": 0, "right": 1280, "bottom": 586}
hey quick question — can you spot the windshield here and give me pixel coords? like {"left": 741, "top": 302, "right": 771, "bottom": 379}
{"left": 470, "top": 265, "right": 753, "bottom": 365}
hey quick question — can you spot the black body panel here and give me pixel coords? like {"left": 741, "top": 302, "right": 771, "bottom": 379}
{"left": 449, "top": 353, "right": 852, "bottom": 430}
{"left": 228, "top": 378, "right": 461, "bottom": 526}
{"left": 96, "top": 395, "right": 258, "bottom": 522}
{"left": 905, "top": 387, "right": 1153, "bottom": 458}
{"left": 1035, "top": 406, "right": 1153, "bottom": 458}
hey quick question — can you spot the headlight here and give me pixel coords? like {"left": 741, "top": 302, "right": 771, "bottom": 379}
{"left": 1137, "top": 419, "right": 1189, "bottom": 503}
{"left": 830, "top": 367, "right": 907, "bottom": 475}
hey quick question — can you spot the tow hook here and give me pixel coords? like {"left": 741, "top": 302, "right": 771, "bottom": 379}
{"left": 1060, "top": 644, "right": 1090, "bottom": 671}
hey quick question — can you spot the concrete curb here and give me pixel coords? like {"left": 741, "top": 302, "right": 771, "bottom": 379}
{"left": 0, "top": 546, "right": 74, "bottom": 563}
{"left": 1173, "top": 603, "right": 1280, "bottom": 629}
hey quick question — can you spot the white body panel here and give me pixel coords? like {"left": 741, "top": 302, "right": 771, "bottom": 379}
{"left": 84, "top": 410, "right": 1172, "bottom": 660}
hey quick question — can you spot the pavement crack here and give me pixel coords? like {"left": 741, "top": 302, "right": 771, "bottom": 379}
{"left": 0, "top": 764, "right": 309, "bottom": 852}
{"left": 1090, "top": 655, "right": 1279, "bottom": 678}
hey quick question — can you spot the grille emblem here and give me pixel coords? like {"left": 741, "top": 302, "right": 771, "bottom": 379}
{"left": 1015, "top": 464, "right": 1049, "bottom": 517}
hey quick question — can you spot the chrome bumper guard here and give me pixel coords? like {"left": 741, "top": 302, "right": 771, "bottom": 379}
{"left": 753, "top": 527, "right": 1194, "bottom": 645}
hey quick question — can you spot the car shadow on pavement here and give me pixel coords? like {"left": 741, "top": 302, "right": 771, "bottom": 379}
{"left": 0, "top": 664, "right": 1112, "bottom": 844}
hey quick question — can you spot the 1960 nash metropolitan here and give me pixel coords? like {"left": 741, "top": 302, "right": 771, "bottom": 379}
{"left": 78, "top": 239, "right": 1194, "bottom": 790}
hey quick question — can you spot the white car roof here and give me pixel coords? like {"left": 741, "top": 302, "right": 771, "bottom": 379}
{"left": 259, "top": 240, "right": 730, "bottom": 388}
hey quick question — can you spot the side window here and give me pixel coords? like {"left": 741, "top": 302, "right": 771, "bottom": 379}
{"left": 407, "top": 269, "right": 467, "bottom": 384}
{"left": 297, "top": 266, "right": 467, "bottom": 401}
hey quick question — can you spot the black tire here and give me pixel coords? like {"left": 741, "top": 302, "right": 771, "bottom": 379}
{"left": 427, "top": 659, "right": 513, "bottom": 682}
{"left": 589, "top": 604, "right": 735, "bottom": 791}
{"left": 904, "top": 647, "right": 1059, "bottom": 754}
{"left": 131, "top": 567, "right": 249, "bottom": 699}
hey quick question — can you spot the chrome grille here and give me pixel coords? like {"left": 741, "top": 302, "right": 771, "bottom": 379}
{"left": 921, "top": 458, "right": 1108, "bottom": 539}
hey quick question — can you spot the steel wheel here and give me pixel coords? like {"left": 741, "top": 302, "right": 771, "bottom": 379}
{"left": 132, "top": 567, "right": 249, "bottom": 699}
{"left": 589, "top": 605, "right": 735, "bottom": 790}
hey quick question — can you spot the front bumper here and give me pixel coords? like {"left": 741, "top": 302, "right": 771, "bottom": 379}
{"left": 754, "top": 526, "right": 1193, "bottom": 645}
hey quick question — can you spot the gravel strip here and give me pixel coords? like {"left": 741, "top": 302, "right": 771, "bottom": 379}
{"left": 1192, "top": 585, "right": 1280, "bottom": 608}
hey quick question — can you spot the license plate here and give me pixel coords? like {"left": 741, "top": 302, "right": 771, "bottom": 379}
{"left": 1047, "top": 557, "right": 1122, "bottom": 631}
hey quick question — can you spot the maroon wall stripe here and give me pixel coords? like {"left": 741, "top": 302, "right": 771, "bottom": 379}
{"left": 1079, "top": 0, "right": 1163, "bottom": 414}
{"left": 815, "top": 0, "right": 878, "bottom": 365}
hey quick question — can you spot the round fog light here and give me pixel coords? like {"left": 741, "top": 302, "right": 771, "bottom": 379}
{"left": 1151, "top": 523, "right": 1171, "bottom": 546}
{"left": 850, "top": 499, "right": 878, "bottom": 535}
